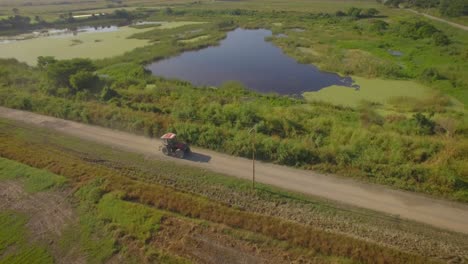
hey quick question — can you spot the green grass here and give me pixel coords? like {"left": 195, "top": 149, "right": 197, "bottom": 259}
{"left": 157, "top": 21, "right": 205, "bottom": 29}
{"left": 303, "top": 77, "right": 432, "bottom": 107}
{"left": 0, "top": 26, "right": 152, "bottom": 65}
{"left": 97, "top": 192, "right": 165, "bottom": 241}
{"left": 179, "top": 34, "right": 209, "bottom": 43}
{"left": 0, "top": 212, "right": 27, "bottom": 252}
{"left": 61, "top": 179, "right": 117, "bottom": 264}
{"left": 0, "top": 157, "right": 67, "bottom": 193}
{"left": 0, "top": 212, "right": 53, "bottom": 264}
{"left": 0, "top": 247, "right": 53, "bottom": 264}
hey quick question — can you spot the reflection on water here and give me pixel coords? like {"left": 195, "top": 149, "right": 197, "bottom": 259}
{"left": 147, "top": 28, "right": 356, "bottom": 95}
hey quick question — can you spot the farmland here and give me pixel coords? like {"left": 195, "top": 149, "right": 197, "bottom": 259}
{"left": 1, "top": 119, "right": 467, "bottom": 263}
{"left": 0, "top": 0, "right": 467, "bottom": 263}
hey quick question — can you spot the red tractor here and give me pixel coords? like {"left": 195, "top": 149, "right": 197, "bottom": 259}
{"left": 160, "top": 133, "right": 191, "bottom": 158}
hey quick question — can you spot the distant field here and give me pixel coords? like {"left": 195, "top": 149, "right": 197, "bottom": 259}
{"left": 0, "top": 0, "right": 203, "bottom": 17}
{"left": 0, "top": 21, "right": 207, "bottom": 65}
{"left": 0, "top": 26, "right": 151, "bottom": 65}
{"left": 303, "top": 77, "right": 432, "bottom": 107}
{"left": 190, "top": 0, "right": 385, "bottom": 13}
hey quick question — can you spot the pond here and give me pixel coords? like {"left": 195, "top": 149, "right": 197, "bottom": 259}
{"left": 0, "top": 25, "right": 149, "bottom": 65}
{"left": 0, "top": 25, "right": 118, "bottom": 43}
{"left": 147, "top": 28, "right": 355, "bottom": 95}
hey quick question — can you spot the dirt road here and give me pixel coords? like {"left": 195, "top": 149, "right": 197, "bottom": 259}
{"left": 1, "top": 107, "right": 468, "bottom": 235}
{"left": 407, "top": 9, "right": 468, "bottom": 31}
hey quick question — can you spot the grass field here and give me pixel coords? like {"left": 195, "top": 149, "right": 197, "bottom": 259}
{"left": 190, "top": 0, "right": 384, "bottom": 13}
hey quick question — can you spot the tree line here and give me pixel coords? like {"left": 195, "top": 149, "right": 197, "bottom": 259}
{"left": 378, "top": 0, "right": 468, "bottom": 17}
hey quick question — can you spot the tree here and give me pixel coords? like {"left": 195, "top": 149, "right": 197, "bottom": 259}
{"left": 347, "top": 7, "right": 363, "bottom": 18}
{"left": 37, "top": 56, "right": 57, "bottom": 70}
{"left": 45, "top": 58, "right": 96, "bottom": 88}
{"left": 165, "top": 7, "right": 173, "bottom": 15}
{"left": 440, "top": 0, "right": 468, "bottom": 17}
{"left": 362, "top": 8, "right": 380, "bottom": 17}
{"left": 70, "top": 71, "right": 99, "bottom": 92}
{"left": 370, "top": 20, "right": 389, "bottom": 33}
{"left": 335, "top": 10, "right": 346, "bottom": 17}
{"left": 412, "top": 113, "right": 435, "bottom": 135}
{"left": 383, "top": 0, "right": 403, "bottom": 7}
{"left": 100, "top": 86, "right": 119, "bottom": 101}
{"left": 432, "top": 32, "right": 450, "bottom": 46}
{"left": 114, "top": 9, "right": 132, "bottom": 20}
{"left": 421, "top": 68, "right": 443, "bottom": 82}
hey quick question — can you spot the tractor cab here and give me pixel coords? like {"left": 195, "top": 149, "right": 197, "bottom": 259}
{"left": 161, "top": 132, "right": 177, "bottom": 147}
{"left": 160, "top": 133, "right": 190, "bottom": 158}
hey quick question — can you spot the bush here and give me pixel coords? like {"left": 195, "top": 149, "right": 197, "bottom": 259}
{"left": 70, "top": 71, "right": 100, "bottom": 92}
{"left": 432, "top": 32, "right": 450, "bottom": 46}
{"left": 412, "top": 113, "right": 435, "bottom": 135}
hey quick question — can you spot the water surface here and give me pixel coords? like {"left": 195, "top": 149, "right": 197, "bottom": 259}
{"left": 0, "top": 25, "right": 118, "bottom": 43}
{"left": 147, "top": 28, "right": 355, "bottom": 95}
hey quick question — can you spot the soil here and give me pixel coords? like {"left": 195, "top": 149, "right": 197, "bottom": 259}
{"left": 0, "top": 181, "right": 85, "bottom": 264}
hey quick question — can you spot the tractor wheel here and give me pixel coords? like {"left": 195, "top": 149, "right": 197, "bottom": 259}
{"left": 162, "top": 146, "right": 169, "bottom": 156}
{"left": 175, "top": 149, "right": 184, "bottom": 159}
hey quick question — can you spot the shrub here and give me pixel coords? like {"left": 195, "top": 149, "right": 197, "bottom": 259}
{"left": 412, "top": 113, "right": 435, "bottom": 135}
{"left": 433, "top": 32, "right": 450, "bottom": 46}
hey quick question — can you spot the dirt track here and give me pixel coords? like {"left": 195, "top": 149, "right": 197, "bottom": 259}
{"left": 1, "top": 107, "right": 468, "bottom": 235}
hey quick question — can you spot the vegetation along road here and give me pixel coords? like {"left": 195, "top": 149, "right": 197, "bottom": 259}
{"left": 406, "top": 9, "right": 468, "bottom": 31}
{"left": 1, "top": 106, "right": 467, "bottom": 235}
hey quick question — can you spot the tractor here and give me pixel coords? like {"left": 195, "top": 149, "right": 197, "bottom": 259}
{"left": 160, "top": 133, "right": 191, "bottom": 158}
